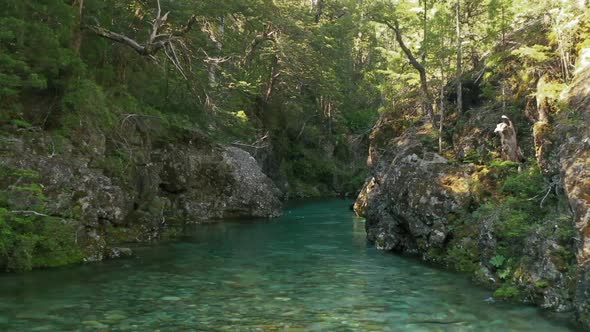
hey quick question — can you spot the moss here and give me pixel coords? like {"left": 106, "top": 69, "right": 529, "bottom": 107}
{"left": 425, "top": 247, "right": 446, "bottom": 264}
{"left": 446, "top": 241, "right": 479, "bottom": 273}
{"left": 106, "top": 224, "right": 146, "bottom": 244}
{"left": 0, "top": 211, "right": 84, "bottom": 271}
{"left": 30, "top": 219, "right": 84, "bottom": 268}
{"left": 494, "top": 285, "right": 520, "bottom": 300}
{"left": 535, "top": 280, "right": 550, "bottom": 289}
{"left": 0, "top": 164, "right": 85, "bottom": 271}
{"left": 91, "top": 154, "right": 130, "bottom": 181}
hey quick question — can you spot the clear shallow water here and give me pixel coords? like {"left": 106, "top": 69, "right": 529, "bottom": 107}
{"left": 0, "top": 199, "right": 579, "bottom": 331}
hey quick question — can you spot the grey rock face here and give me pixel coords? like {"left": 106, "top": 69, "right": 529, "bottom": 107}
{"left": 355, "top": 131, "right": 474, "bottom": 254}
{"left": 0, "top": 124, "right": 282, "bottom": 264}
{"left": 354, "top": 122, "right": 580, "bottom": 325}
{"left": 222, "top": 147, "right": 283, "bottom": 218}
{"left": 517, "top": 219, "right": 575, "bottom": 312}
{"left": 558, "top": 64, "right": 590, "bottom": 327}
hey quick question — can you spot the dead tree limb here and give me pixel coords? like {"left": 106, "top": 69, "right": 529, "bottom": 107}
{"left": 85, "top": 0, "right": 197, "bottom": 78}
{"left": 494, "top": 115, "right": 525, "bottom": 162}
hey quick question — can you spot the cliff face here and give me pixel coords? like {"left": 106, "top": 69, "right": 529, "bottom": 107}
{"left": 0, "top": 118, "right": 282, "bottom": 270}
{"left": 559, "top": 61, "right": 590, "bottom": 326}
{"left": 354, "top": 130, "right": 474, "bottom": 253}
{"left": 355, "top": 61, "right": 590, "bottom": 327}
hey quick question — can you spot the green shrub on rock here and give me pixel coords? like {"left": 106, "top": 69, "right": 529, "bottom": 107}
{"left": 494, "top": 285, "right": 520, "bottom": 300}
{"left": 0, "top": 165, "right": 84, "bottom": 271}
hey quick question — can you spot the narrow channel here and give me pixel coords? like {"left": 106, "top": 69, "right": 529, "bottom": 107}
{"left": 0, "top": 200, "right": 577, "bottom": 331}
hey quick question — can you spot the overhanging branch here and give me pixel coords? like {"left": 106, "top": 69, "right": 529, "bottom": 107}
{"left": 84, "top": 0, "right": 198, "bottom": 78}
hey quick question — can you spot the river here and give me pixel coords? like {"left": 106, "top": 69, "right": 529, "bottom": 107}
{"left": 0, "top": 199, "right": 578, "bottom": 331}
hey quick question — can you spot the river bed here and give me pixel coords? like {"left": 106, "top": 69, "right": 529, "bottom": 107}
{"left": 0, "top": 199, "right": 578, "bottom": 331}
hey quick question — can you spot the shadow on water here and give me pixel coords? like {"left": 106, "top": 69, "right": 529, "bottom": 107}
{"left": 0, "top": 198, "right": 581, "bottom": 331}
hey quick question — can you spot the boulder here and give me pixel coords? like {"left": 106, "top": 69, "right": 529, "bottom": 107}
{"left": 355, "top": 131, "right": 474, "bottom": 253}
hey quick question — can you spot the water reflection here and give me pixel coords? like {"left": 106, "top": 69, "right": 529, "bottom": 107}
{"left": 0, "top": 199, "right": 579, "bottom": 331}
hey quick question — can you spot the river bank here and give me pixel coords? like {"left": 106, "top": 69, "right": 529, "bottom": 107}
{"left": 0, "top": 200, "right": 579, "bottom": 331}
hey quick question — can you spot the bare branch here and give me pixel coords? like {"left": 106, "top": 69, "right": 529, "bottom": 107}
{"left": 10, "top": 210, "right": 52, "bottom": 218}
{"left": 85, "top": 25, "right": 147, "bottom": 55}
{"left": 156, "top": 0, "right": 162, "bottom": 20}
{"left": 85, "top": 2, "right": 199, "bottom": 79}
{"left": 242, "top": 23, "right": 278, "bottom": 66}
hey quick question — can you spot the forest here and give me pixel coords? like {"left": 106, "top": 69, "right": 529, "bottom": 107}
{"left": 1, "top": 0, "right": 590, "bottom": 330}
{"left": 2, "top": 0, "right": 587, "bottom": 188}
{"left": 1, "top": 0, "right": 586, "bottom": 187}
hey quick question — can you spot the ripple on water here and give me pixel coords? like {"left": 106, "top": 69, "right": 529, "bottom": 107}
{"left": 0, "top": 199, "right": 580, "bottom": 331}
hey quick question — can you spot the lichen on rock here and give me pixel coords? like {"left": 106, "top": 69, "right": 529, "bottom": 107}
{"left": 0, "top": 120, "right": 283, "bottom": 271}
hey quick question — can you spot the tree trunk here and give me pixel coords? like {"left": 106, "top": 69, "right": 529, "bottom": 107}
{"left": 208, "top": 17, "right": 225, "bottom": 87}
{"left": 494, "top": 116, "right": 524, "bottom": 162}
{"left": 501, "top": 3, "right": 506, "bottom": 46}
{"left": 421, "top": 0, "right": 428, "bottom": 64}
{"left": 71, "top": 0, "right": 84, "bottom": 54}
{"left": 439, "top": 84, "right": 445, "bottom": 154}
{"left": 264, "top": 56, "right": 280, "bottom": 102}
{"left": 456, "top": 0, "right": 463, "bottom": 114}
{"left": 501, "top": 80, "right": 507, "bottom": 113}
{"left": 533, "top": 77, "right": 553, "bottom": 173}
{"left": 312, "top": 0, "right": 324, "bottom": 23}
{"left": 384, "top": 19, "right": 433, "bottom": 122}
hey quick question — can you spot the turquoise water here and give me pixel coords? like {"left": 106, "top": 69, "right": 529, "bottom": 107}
{"left": 0, "top": 199, "right": 578, "bottom": 331}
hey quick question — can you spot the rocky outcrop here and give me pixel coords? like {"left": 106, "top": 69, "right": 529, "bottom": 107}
{"left": 355, "top": 130, "right": 475, "bottom": 254}
{"left": 355, "top": 121, "right": 580, "bottom": 321}
{"left": 221, "top": 147, "right": 283, "bottom": 218}
{"left": 558, "top": 58, "right": 590, "bottom": 326}
{"left": 0, "top": 120, "right": 282, "bottom": 265}
{"left": 526, "top": 52, "right": 590, "bottom": 325}
{"left": 516, "top": 218, "right": 575, "bottom": 312}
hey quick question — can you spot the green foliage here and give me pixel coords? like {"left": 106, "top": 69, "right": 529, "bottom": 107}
{"left": 11, "top": 119, "right": 32, "bottom": 129}
{"left": 512, "top": 45, "right": 552, "bottom": 63}
{"left": 498, "top": 265, "right": 512, "bottom": 280}
{"left": 490, "top": 254, "right": 506, "bottom": 268}
{"left": 446, "top": 241, "right": 479, "bottom": 273}
{"left": 0, "top": 0, "right": 83, "bottom": 117}
{"left": 488, "top": 200, "right": 536, "bottom": 240}
{"left": 493, "top": 285, "right": 520, "bottom": 300}
{"left": 501, "top": 166, "right": 545, "bottom": 199}
{"left": 463, "top": 148, "right": 486, "bottom": 165}
{"left": 0, "top": 165, "right": 83, "bottom": 271}
{"left": 535, "top": 280, "right": 549, "bottom": 288}
{"left": 0, "top": 0, "right": 585, "bottom": 272}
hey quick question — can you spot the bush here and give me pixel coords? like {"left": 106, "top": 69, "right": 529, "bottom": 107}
{"left": 0, "top": 165, "right": 84, "bottom": 271}
{"left": 446, "top": 241, "right": 479, "bottom": 273}
{"left": 494, "top": 285, "right": 520, "bottom": 300}
{"left": 501, "top": 164, "right": 545, "bottom": 199}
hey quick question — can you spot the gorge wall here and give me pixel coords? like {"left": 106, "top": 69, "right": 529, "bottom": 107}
{"left": 355, "top": 54, "right": 590, "bottom": 327}
{"left": 0, "top": 117, "right": 282, "bottom": 271}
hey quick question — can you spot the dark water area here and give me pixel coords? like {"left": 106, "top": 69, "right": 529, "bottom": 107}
{"left": 0, "top": 199, "right": 578, "bottom": 331}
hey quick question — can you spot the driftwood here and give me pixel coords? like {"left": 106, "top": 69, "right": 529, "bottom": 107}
{"left": 494, "top": 115, "right": 525, "bottom": 162}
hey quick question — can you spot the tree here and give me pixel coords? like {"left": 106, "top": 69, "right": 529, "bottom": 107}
{"left": 379, "top": 17, "right": 434, "bottom": 122}
{"left": 86, "top": 0, "right": 198, "bottom": 78}
{"left": 455, "top": 0, "right": 463, "bottom": 114}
